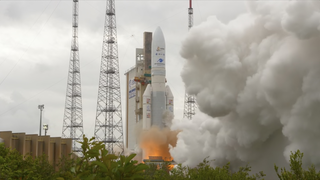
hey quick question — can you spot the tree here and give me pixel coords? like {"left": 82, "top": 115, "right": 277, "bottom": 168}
{"left": 143, "top": 158, "right": 265, "bottom": 180}
{"left": 0, "top": 143, "right": 56, "bottom": 180}
{"left": 57, "top": 135, "right": 149, "bottom": 180}
{"left": 275, "top": 150, "right": 320, "bottom": 180}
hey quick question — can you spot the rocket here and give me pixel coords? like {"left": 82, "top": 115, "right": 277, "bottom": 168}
{"left": 143, "top": 27, "right": 174, "bottom": 130}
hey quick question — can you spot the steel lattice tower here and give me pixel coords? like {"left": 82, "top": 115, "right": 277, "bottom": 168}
{"left": 188, "top": 0, "right": 193, "bottom": 30}
{"left": 94, "top": 0, "right": 124, "bottom": 154}
{"left": 62, "top": 0, "right": 84, "bottom": 153}
{"left": 183, "top": 0, "right": 198, "bottom": 120}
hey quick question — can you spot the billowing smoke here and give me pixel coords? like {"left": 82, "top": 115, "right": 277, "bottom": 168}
{"left": 170, "top": 0, "right": 320, "bottom": 177}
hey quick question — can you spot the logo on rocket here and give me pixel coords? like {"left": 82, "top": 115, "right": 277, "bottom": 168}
{"left": 157, "top": 58, "right": 164, "bottom": 63}
{"left": 156, "top": 46, "right": 165, "bottom": 51}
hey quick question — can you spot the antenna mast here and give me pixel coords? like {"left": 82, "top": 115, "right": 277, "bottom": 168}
{"left": 183, "top": 0, "right": 198, "bottom": 120}
{"left": 188, "top": 0, "right": 193, "bottom": 30}
{"left": 94, "top": 0, "right": 124, "bottom": 154}
{"left": 62, "top": 0, "right": 84, "bottom": 153}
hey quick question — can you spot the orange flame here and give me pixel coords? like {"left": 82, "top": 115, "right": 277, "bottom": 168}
{"left": 139, "top": 126, "right": 179, "bottom": 161}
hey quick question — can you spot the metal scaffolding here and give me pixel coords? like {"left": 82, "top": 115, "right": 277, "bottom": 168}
{"left": 62, "top": 0, "right": 84, "bottom": 153}
{"left": 94, "top": 0, "right": 124, "bottom": 154}
{"left": 183, "top": 0, "right": 198, "bottom": 120}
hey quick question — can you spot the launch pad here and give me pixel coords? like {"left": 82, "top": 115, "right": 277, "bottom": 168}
{"left": 143, "top": 156, "right": 176, "bottom": 170}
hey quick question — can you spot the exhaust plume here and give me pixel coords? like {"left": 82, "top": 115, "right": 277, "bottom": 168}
{"left": 138, "top": 111, "right": 179, "bottom": 161}
{"left": 140, "top": 126, "right": 179, "bottom": 161}
{"left": 170, "top": 1, "right": 320, "bottom": 178}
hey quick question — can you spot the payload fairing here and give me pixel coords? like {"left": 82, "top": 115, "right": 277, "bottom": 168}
{"left": 143, "top": 27, "right": 174, "bottom": 130}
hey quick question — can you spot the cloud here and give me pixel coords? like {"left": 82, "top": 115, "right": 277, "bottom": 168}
{"left": 171, "top": 1, "right": 320, "bottom": 178}
{"left": 0, "top": 92, "right": 40, "bottom": 134}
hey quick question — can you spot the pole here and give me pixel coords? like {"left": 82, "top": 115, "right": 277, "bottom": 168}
{"left": 38, "top": 105, "right": 44, "bottom": 136}
{"left": 43, "top": 124, "right": 48, "bottom": 136}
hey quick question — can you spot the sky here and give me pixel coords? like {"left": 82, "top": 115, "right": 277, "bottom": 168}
{"left": 0, "top": 1, "right": 246, "bottom": 138}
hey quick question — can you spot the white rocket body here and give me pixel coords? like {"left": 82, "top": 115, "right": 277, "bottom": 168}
{"left": 143, "top": 85, "right": 152, "bottom": 129}
{"left": 143, "top": 27, "right": 174, "bottom": 130}
{"left": 165, "top": 86, "right": 174, "bottom": 113}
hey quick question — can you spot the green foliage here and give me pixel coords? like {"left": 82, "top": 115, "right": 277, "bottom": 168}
{"left": 5, "top": 136, "right": 320, "bottom": 180}
{"left": 143, "top": 158, "right": 265, "bottom": 180}
{"left": 143, "top": 162, "right": 176, "bottom": 180}
{"left": 56, "top": 155, "right": 77, "bottom": 180}
{"left": 59, "top": 135, "right": 149, "bottom": 180}
{"left": 274, "top": 150, "right": 320, "bottom": 180}
{"left": 0, "top": 136, "right": 148, "bottom": 180}
{"left": 0, "top": 143, "right": 56, "bottom": 180}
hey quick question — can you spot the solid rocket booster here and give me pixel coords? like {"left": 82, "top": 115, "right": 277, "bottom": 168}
{"left": 143, "top": 27, "right": 174, "bottom": 130}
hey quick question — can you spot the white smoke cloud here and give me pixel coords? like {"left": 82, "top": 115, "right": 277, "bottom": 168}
{"left": 171, "top": 0, "right": 320, "bottom": 178}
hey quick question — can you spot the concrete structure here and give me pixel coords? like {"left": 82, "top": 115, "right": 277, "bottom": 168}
{"left": 0, "top": 131, "right": 72, "bottom": 166}
{"left": 125, "top": 32, "right": 152, "bottom": 151}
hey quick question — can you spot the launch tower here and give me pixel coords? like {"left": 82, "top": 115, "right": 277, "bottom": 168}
{"left": 124, "top": 32, "right": 152, "bottom": 151}
{"left": 62, "top": 0, "right": 84, "bottom": 153}
{"left": 94, "top": 0, "right": 124, "bottom": 154}
{"left": 183, "top": 0, "right": 197, "bottom": 120}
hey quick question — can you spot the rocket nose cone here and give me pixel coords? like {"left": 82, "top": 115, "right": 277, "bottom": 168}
{"left": 153, "top": 26, "right": 165, "bottom": 41}
{"left": 152, "top": 26, "right": 165, "bottom": 67}
{"left": 155, "top": 26, "right": 162, "bottom": 34}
